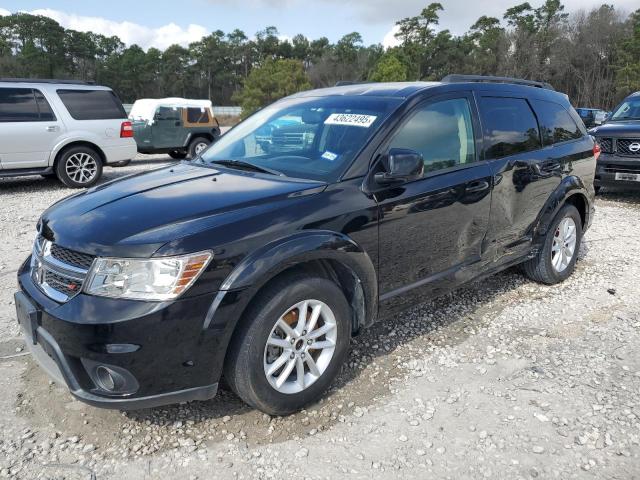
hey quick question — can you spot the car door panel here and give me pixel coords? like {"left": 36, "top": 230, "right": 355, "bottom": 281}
{"left": 152, "top": 107, "right": 183, "bottom": 149}
{"left": 372, "top": 93, "right": 492, "bottom": 317}
{"left": 0, "top": 88, "right": 63, "bottom": 169}
{"left": 478, "top": 94, "right": 561, "bottom": 261}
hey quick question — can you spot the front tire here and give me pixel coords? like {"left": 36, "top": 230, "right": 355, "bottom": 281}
{"left": 111, "top": 159, "right": 131, "bottom": 167}
{"left": 55, "top": 146, "right": 103, "bottom": 188}
{"left": 522, "top": 204, "right": 582, "bottom": 285}
{"left": 224, "top": 274, "right": 351, "bottom": 415}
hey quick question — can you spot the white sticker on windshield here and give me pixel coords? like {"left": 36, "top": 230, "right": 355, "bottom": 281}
{"left": 322, "top": 151, "right": 338, "bottom": 161}
{"left": 324, "top": 113, "right": 377, "bottom": 128}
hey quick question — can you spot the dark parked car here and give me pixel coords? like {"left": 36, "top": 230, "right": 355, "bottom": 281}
{"left": 590, "top": 91, "right": 640, "bottom": 192}
{"left": 15, "top": 75, "right": 597, "bottom": 415}
{"left": 576, "top": 107, "right": 608, "bottom": 128}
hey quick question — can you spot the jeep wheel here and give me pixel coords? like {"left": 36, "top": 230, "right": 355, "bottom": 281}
{"left": 169, "top": 150, "right": 187, "bottom": 160}
{"left": 522, "top": 204, "right": 582, "bottom": 285}
{"left": 224, "top": 274, "right": 351, "bottom": 415}
{"left": 188, "top": 137, "right": 210, "bottom": 159}
{"left": 56, "top": 146, "right": 103, "bottom": 188}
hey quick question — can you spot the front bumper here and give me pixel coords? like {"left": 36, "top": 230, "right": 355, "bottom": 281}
{"left": 595, "top": 153, "right": 640, "bottom": 189}
{"left": 15, "top": 257, "right": 241, "bottom": 410}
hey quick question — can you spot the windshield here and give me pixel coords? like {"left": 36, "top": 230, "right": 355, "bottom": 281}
{"left": 199, "top": 96, "right": 401, "bottom": 182}
{"left": 610, "top": 97, "right": 640, "bottom": 121}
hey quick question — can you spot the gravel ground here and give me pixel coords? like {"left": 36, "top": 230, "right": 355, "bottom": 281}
{"left": 1, "top": 160, "right": 639, "bottom": 479}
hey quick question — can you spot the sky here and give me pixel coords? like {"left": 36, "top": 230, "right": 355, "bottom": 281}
{"left": 0, "top": 0, "right": 637, "bottom": 51}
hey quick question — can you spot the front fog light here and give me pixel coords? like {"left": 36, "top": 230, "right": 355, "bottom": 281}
{"left": 85, "top": 251, "right": 212, "bottom": 301}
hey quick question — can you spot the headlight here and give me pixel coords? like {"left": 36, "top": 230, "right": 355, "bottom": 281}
{"left": 85, "top": 251, "right": 212, "bottom": 301}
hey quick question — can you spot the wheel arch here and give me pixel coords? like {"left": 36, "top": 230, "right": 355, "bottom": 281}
{"left": 205, "top": 231, "right": 378, "bottom": 338}
{"left": 535, "top": 175, "right": 592, "bottom": 237}
{"left": 52, "top": 140, "right": 107, "bottom": 168}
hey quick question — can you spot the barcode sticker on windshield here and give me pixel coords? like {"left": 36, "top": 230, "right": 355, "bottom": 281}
{"left": 324, "top": 113, "right": 377, "bottom": 128}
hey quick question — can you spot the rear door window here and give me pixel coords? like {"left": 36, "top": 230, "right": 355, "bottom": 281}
{"left": 56, "top": 89, "right": 126, "bottom": 120}
{"left": 34, "top": 90, "right": 56, "bottom": 121}
{"left": 0, "top": 88, "right": 40, "bottom": 122}
{"left": 531, "top": 99, "right": 584, "bottom": 145}
{"left": 479, "top": 97, "right": 541, "bottom": 159}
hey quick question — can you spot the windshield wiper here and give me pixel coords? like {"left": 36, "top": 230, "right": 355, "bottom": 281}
{"left": 208, "top": 160, "right": 284, "bottom": 177}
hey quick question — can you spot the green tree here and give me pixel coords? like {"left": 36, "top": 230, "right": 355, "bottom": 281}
{"left": 369, "top": 54, "right": 408, "bottom": 82}
{"left": 394, "top": 3, "right": 444, "bottom": 79}
{"left": 234, "top": 58, "right": 311, "bottom": 117}
{"left": 616, "top": 9, "right": 640, "bottom": 94}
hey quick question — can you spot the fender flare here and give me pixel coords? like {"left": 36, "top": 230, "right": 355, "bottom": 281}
{"left": 48, "top": 136, "right": 107, "bottom": 166}
{"left": 534, "top": 175, "right": 592, "bottom": 238}
{"left": 204, "top": 230, "right": 378, "bottom": 332}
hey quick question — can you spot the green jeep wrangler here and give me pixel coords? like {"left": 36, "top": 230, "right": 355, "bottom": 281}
{"left": 129, "top": 99, "right": 221, "bottom": 159}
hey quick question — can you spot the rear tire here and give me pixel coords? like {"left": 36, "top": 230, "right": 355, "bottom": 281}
{"left": 188, "top": 137, "right": 210, "bottom": 159}
{"left": 224, "top": 274, "right": 351, "bottom": 415}
{"left": 522, "top": 204, "right": 582, "bottom": 285}
{"left": 55, "top": 146, "right": 103, "bottom": 188}
{"left": 169, "top": 150, "right": 187, "bottom": 160}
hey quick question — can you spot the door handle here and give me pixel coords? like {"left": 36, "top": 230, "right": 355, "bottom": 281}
{"left": 46, "top": 126, "right": 59, "bottom": 132}
{"left": 465, "top": 180, "right": 490, "bottom": 193}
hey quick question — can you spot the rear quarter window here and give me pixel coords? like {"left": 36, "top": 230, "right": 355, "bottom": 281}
{"left": 531, "top": 99, "right": 584, "bottom": 145}
{"left": 57, "top": 89, "right": 126, "bottom": 120}
{"left": 186, "top": 107, "right": 211, "bottom": 124}
{"left": 479, "top": 97, "right": 541, "bottom": 159}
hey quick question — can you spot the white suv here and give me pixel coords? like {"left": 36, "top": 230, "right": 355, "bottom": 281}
{"left": 0, "top": 79, "right": 137, "bottom": 188}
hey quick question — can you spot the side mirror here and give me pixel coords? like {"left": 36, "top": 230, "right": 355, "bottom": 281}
{"left": 374, "top": 148, "right": 424, "bottom": 185}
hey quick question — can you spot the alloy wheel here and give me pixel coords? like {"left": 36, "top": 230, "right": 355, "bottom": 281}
{"left": 551, "top": 216, "right": 577, "bottom": 273}
{"left": 263, "top": 299, "right": 337, "bottom": 394}
{"left": 65, "top": 153, "right": 98, "bottom": 184}
{"left": 194, "top": 142, "right": 208, "bottom": 155}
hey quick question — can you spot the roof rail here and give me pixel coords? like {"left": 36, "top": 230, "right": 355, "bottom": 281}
{"left": 334, "top": 81, "right": 373, "bottom": 87}
{"left": 0, "top": 78, "right": 96, "bottom": 85}
{"left": 441, "top": 74, "right": 554, "bottom": 91}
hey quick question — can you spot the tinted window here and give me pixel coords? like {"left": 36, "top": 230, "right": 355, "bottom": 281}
{"left": 531, "top": 100, "right": 583, "bottom": 145}
{"left": 0, "top": 88, "right": 40, "bottom": 122}
{"left": 389, "top": 98, "right": 476, "bottom": 174}
{"left": 480, "top": 97, "right": 541, "bottom": 159}
{"left": 57, "top": 89, "right": 126, "bottom": 120}
{"left": 34, "top": 90, "right": 56, "bottom": 121}
{"left": 187, "top": 107, "right": 210, "bottom": 124}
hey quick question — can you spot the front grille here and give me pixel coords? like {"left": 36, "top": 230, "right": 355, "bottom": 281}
{"left": 616, "top": 139, "right": 640, "bottom": 157}
{"left": 44, "top": 270, "right": 83, "bottom": 297}
{"left": 50, "top": 243, "right": 95, "bottom": 269}
{"left": 603, "top": 164, "right": 640, "bottom": 174}
{"left": 597, "top": 138, "right": 613, "bottom": 154}
{"left": 31, "top": 236, "right": 92, "bottom": 302}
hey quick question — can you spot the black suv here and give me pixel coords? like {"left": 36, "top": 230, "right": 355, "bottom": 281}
{"left": 15, "top": 76, "right": 597, "bottom": 415}
{"left": 591, "top": 91, "right": 640, "bottom": 191}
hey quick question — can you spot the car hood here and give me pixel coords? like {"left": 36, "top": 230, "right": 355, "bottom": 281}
{"left": 39, "top": 163, "right": 326, "bottom": 257}
{"left": 589, "top": 121, "right": 640, "bottom": 137}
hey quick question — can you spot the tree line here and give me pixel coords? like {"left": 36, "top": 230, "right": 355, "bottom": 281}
{"left": 0, "top": 1, "right": 639, "bottom": 116}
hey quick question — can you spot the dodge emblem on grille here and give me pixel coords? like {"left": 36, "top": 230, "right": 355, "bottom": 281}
{"left": 629, "top": 142, "right": 640, "bottom": 153}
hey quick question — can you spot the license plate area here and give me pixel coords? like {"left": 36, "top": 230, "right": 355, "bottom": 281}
{"left": 15, "top": 292, "right": 40, "bottom": 344}
{"left": 615, "top": 172, "right": 640, "bottom": 182}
